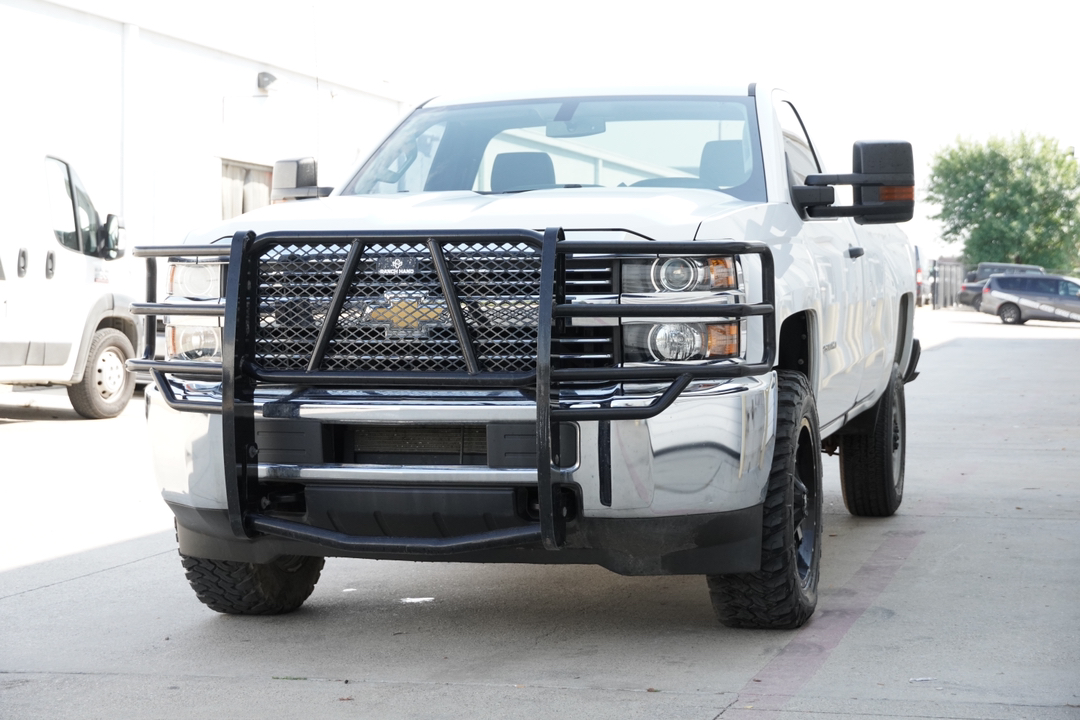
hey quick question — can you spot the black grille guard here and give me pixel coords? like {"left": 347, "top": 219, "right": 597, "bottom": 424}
{"left": 130, "top": 227, "right": 775, "bottom": 553}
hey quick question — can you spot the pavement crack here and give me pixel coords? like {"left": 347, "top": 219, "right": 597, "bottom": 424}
{"left": 0, "top": 670, "right": 740, "bottom": 699}
{"left": 0, "top": 550, "right": 175, "bottom": 602}
{"left": 713, "top": 693, "right": 741, "bottom": 716}
{"left": 708, "top": 695, "right": 1080, "bottom": 719}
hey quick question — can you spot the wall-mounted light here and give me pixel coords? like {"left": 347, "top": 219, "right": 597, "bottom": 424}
{"left": 257, "top": 72, "right": 277, "bottom": 91}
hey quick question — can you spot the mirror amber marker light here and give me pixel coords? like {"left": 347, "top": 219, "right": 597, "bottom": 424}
{"left": 879, "top": 186, "right": 915, "bottom": 202}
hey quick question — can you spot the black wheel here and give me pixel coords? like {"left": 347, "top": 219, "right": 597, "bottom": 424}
{"left": 706, "top": 371, "right": 822, "bottom": 629}
{"left": 839, "top": 363, "right": 906, "bottom": 517}
{"left": 66, "top": 328, "right": 136, "bottom": 419}
{"left": 180, "top": 554, "right": 325, "bottom": 615}
{"left": 998, "top": 303, "right": 1024, "bottom": 325}
{"left": 972, "top": 296, "right": 982, "bottom": 312}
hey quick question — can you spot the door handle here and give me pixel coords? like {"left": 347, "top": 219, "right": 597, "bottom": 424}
{"left": 17, "top": 248, "right": 27, "bottom": 277}
{"left": 847, "top": 246, "right": 865, "bottom": 259}
{"left": 45, "top": 251, "right": 55, "bottom": 279}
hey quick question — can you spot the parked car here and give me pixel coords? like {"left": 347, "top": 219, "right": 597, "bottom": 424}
{"left": 956, "top": 279, "right": 988, "bottom": 310}
{"left": 980, "top": 274, "right": 1080, "bottom": 324}
{"left": 968, "top": 261, "right": 1045, "bottom": 283}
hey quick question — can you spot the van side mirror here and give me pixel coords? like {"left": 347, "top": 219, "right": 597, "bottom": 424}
{"left": 271, "top": 157, "right": 334, "bottom": 202}
{"left": 794, "top": 141, "right": 915, "bottom": 224}
{"left": 100, "top": 214, "right": 125, "bottom": 259}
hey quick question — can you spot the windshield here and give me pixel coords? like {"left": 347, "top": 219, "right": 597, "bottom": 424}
{"left": 343, "top": 96, "right": 766, "bottom": 201}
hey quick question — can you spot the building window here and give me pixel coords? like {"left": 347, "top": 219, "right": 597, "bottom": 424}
{"left": 222, "top": 160, "right": 272, "bottom": 220}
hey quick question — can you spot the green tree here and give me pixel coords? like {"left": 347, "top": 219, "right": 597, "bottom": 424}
{"left": 926, "top": 134, "right": 1080, "bottom": 272}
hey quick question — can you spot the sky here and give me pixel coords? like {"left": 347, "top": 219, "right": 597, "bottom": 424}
{"left": 50, "top": 0, "right": 1080, "bottom": 258}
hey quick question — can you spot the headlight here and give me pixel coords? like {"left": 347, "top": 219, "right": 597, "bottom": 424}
{"left": 166, "top": 325, "right": 222, "bottom": 362}
{"left": 168, "top": 263, "right": 222, "bottom": 299}
{"left": 623, "top": 322, "right": 740, "bottom": 363}
{"left": 621, "top": 256, "right": 737, "bottom": 293}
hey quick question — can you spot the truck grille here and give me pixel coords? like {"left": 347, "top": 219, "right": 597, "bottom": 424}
{"left": 254, "top": 239, "right": 614, "bottom": 376}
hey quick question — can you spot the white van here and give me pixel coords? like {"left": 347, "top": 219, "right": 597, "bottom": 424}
{"left": 0, "top": 156, "right": 140, "bottom": 418}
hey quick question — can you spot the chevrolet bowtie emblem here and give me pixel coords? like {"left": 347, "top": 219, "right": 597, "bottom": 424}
{"left": 363, "top": 293, "right": 448, "bottom": 339}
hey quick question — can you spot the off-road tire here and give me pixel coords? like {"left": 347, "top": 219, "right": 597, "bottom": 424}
{"left": 180, "top": 554, "right": 325, "bottom": 615}
{"left": 839, "top": 363, "right": 906, "bottom": 517}
{"left": 998, "top": 302, "right": 1025, "bottom": 325}
{"left": 67, "top": 328, "right": 136, "bottom": 419}
{"left": 706, "top": 371, "right": 822, "bottom": 629}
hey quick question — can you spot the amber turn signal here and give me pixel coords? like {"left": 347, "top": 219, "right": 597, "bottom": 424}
{"left": 706, "top": 323, "right": 740, "bottom": 359}
{"left": 879, "top": 185, "right": 914, "bottom": 202}
{"left": 707, "top": 257, "right": 738, "bottom": 290}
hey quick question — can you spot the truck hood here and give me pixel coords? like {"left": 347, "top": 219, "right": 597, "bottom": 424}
{"left": 185, "top": 189, "right": 757, "bottom": 245}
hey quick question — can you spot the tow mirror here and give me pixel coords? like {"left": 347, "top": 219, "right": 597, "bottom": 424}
{"left": 271, "top": 157, "right": 333, "bottom": 202}
{"left": 101, "top": 214, "right": 125, "bottom": 260}
{"left": 794, "top": 141, "right": 914, "bottom": 224}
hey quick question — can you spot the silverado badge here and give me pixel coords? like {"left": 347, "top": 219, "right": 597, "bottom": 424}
{"left": 362, "top": 292, "right": 449, "bottom": 339}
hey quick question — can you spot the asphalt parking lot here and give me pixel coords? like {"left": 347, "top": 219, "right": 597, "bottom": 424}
{"left": 1, "top": 308, "right": 1078, "bottom": 719}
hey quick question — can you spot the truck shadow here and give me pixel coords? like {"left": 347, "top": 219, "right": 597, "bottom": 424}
{"left": 183, "top": 559, "right": 760, "bottom": 650}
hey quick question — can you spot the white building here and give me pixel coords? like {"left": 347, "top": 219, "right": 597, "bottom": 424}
{"left": 0, "top": 0, "right": 412, "bottom": 248}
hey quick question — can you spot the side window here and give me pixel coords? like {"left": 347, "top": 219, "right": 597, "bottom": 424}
{"left": 1061, "top": 281, "right": 1080, "bottom": 296}
{"left": 44, "top": 158, "right": 79, "bottom": 251}
{"left": 72, "top": 177, "right": 100, "bottom": 255}
{"left": 997, "top": 277, "right": 1019, "bottom": 291}
{"left": 1030, "top": 277, "right": 1057, "bottom": 294}
{"left": 776, "top": 101, "right": 821, "bottom": 185}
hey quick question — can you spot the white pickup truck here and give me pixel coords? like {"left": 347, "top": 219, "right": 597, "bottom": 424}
{"left": 134, "top": 86, "right": 919, "bottom": 629}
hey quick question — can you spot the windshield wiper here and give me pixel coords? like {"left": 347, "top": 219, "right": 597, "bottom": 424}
{"left": 484, "top": 184, "right": 594, "bottom": 194}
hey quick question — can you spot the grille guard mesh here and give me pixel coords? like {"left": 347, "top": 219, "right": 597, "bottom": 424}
{"left": 129, "top": 228, "right": 775, "bottom": 553}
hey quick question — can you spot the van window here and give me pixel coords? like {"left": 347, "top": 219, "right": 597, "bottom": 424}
{"left": 44, "top": 158, "right": 78, "bottom": 251}
{"left": 996, "top": 276, "right": 1022, "bottom": 291}
{"left": 73, "top": 178, "right": 100, "bottom": 255}
{"left": 1060, "top": 280, "right": 1080, "bottom": 296}
{"left": 1028, "top": 277, "right": 1058, "bottom": 295}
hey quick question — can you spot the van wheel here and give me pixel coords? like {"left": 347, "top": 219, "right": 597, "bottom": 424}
{"left": 706, "top": 371, "right": 822, "bottom": 629}
{"left": 181, "top": 554, "right": 325, "bottom": 615}
{"left": 67, "top": 328, "right": 136, "bottom": 419}
{"left": 838, "top": 363, "right": 905, "bottom": 517}
{"left": 998, "top": 303, "right": 1024, "bottom": 325}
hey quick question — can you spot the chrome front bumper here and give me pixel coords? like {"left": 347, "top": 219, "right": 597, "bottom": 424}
{"left": 148, "top": 373, "right": 776, "bottom": 521}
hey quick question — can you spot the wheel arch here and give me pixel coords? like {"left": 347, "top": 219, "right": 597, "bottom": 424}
{"left": 776, "top": 309, "right": 816, "bottom": 393}
{"left": 68, "top": 295, "right": 138, "bottom": 383}
{"left": 895, "top": 292, "right": 916, "bottom": 379}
